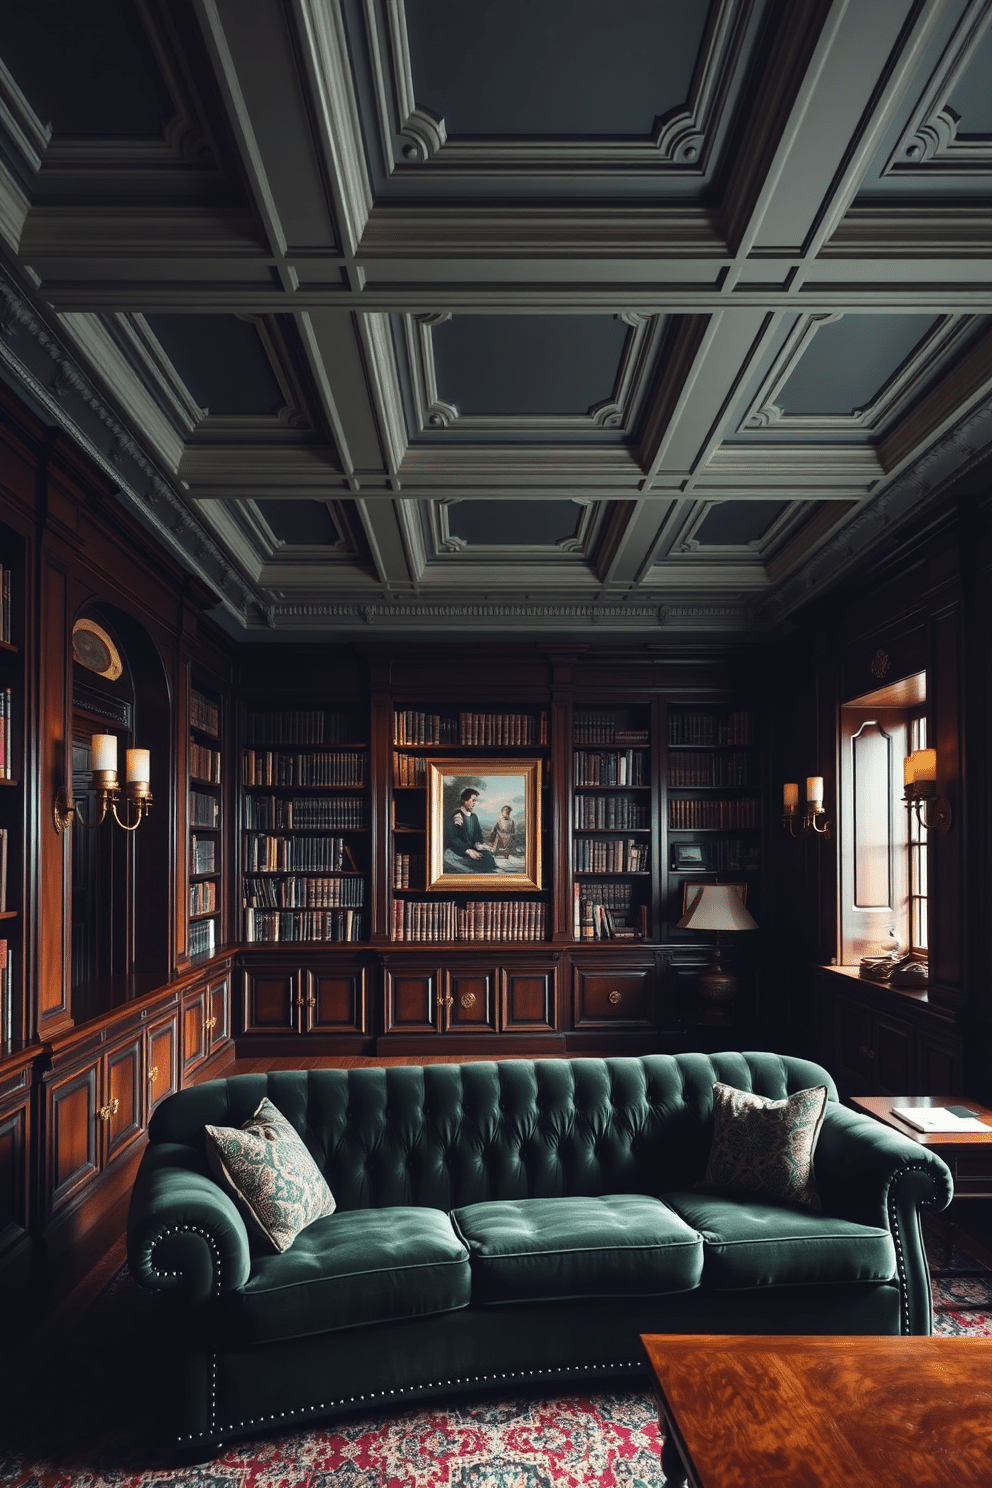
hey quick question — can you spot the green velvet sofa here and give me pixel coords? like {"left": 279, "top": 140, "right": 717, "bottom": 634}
{"left": 126, "top": 1052, "right": 953, "bottom": 1453}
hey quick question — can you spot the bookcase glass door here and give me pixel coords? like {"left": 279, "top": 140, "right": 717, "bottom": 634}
{"left": 242, "top": 706, "right": 369, "bottom": 945}
{"left": 572, "top": 703, "right": 654, "bottom": 944}
{"left": 189, "top": 680, "right": 224, "bottom": 960}
{"left": 390, "top": 703, "right": 550, "bottom": 944}
{"left": 665, "top": 704, "right": 760, "bottom": 938}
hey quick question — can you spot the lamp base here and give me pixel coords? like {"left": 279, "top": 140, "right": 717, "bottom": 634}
{"left": 697, "top": 940, "right": 738, "bottom": 1024}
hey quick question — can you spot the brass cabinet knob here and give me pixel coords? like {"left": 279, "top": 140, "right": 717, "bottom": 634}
{"left": 443, "top": 995, "right": 454, "bottom": 1008}
{"left": 608, "top": 990, "right": 622, "bottom": 1005}
{"left": 205, "top": 1016, "right": 218, "bottom": 1031}
{"left": 98, "top": 1097, "right": 120, "bottom": 1122}
{"left": 148, "top": 1066, "right": 159, "bottom": 1082}
{"left": 459, "top": 992, "right": 477, "bottom": 1009}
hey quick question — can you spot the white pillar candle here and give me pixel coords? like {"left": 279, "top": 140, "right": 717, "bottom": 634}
{"left": 91, "top": 734, "right": 118, "bottom": 773}
{"left": 914, "top": 748, "right": 936, "bottom": 782}
{"left": 903, "top": 754, "right": 916, "bottom": 787}
{"left": 806, "top": 775, "right": 824, "bottom": 804}
{"left": 126, "top": 748, "right": 151, "bottom": 784}
{"left": 783, "top": 782, "right": 799, "bottom": 812}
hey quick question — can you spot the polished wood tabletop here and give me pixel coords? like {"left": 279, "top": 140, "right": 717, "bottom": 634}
{"left": 641, "top": 1334, "right": 992, "bottom": 1488}
{"left": 851, "top": 1094, "right": 992, "bottom": 1148}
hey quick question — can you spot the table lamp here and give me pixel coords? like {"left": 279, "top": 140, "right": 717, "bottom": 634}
{"left": 677, "top": 883, "right": 759, "bottom": 1024}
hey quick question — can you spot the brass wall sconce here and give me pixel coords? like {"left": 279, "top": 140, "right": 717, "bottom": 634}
{"left": 782, "top": 776, "right": 831, "bottom": 838}
{"left": 903, "top": 748, "right": 951, "bottom": 833}
{"left": 53, "top": 733, "right": 152, "bottom": 834}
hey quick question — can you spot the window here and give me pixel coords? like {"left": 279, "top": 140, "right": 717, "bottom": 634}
{"left": 838, "top": 671, "right": 926, "bottom": 966}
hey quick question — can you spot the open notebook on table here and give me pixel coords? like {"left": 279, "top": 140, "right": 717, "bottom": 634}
{"left": 893, "top": 1105, "right": 990, "bottom": 1134}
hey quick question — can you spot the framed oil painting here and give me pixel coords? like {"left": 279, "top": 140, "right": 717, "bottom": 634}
{"left": 426, "top": 757, "right": 542, "bottom": 891}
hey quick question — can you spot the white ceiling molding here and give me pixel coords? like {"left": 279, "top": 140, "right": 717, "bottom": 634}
{"left": 883, "top": 0, "right": 992, "bottom": 175}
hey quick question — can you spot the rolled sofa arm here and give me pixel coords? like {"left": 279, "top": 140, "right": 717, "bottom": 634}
{"left": 127, "top": 1142, "right": 252, "bottom": 1304}
{"left": 814, "top": 1103, "right": 954, "bottom": 1334}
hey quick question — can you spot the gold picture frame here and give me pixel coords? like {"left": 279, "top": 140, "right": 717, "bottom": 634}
{"left": 426, "top": 757, "right": 542, "bottom": 891}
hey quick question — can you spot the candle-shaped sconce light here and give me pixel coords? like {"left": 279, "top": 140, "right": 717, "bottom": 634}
{"left": 783, "top": 782, "right": 799, "bottom": 817}
{"left": 783, "top": 774, "right": 831, "bottom": 838}
{"left": 54, "top": 734, "right": 153, "bottom": 834}
{"left": 902, "top": 747, "right": 951, "bottom": 833}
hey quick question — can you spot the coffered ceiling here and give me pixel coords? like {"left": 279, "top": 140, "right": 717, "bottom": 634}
{"left": 1, "top": 0, "right": 991, "bottom": 639}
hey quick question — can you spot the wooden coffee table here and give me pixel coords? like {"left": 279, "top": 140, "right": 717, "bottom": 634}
{"left": 641, "top": 1334, "right": 992, "bottom": 1488}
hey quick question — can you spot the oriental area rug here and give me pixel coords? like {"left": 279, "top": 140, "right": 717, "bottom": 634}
{"left": 0, "top": 1227, "right": 989, "bottom": 1488}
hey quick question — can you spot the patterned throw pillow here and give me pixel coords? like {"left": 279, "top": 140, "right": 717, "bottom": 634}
{"left": 698, "top": 1081, "right": 828, "bottom": 1211}
{"left": 205, "top": 1097, "right": 336, "bottom": 1253}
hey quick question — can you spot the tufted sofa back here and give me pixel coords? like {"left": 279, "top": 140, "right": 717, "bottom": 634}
{"left": 149, "top": 1051, "right": 837, "bottom": 1212}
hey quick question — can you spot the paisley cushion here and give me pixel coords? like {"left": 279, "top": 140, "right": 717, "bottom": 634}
{"left": 205, "top": 1096, "right": 336, "bottom": 1252}
{"left": 698, "top": 1081, "right": 828, "bottom": 1211}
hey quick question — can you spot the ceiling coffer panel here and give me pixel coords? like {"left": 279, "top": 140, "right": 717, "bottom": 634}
{"left": 350, "top": 0, "right": 765, "bottom": 192}
{"left": 427, "top": 497, "right": 599, "bottom": 558}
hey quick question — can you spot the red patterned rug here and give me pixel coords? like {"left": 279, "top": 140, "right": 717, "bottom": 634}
{"left": 0, "top": 1225, "right": 987, "bottom": 1487}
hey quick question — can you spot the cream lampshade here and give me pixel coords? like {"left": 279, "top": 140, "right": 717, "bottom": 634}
{"left": 677, "top": 884, "right": 759, "bottom": 1024}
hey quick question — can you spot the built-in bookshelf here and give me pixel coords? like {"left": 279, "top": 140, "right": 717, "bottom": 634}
{"left": 389, "top": 703, "right": 550, "bottom": 943}
{"left": 188, "top": 681, "right": 224, "bottom": 960}
{"left": 572, "top": 705, "right": 652, "bottom": 942}
{"left": 0, "top": 529, "right": 21, "bottom": 1047}
{"left": 666, "top": 704, "right": 761, "bottom": 935}
{"left": 242, "top": 708, "right": 368, "bottom": 943}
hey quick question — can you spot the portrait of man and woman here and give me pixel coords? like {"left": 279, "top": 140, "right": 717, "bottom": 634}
{"left": 426, "top": 762, "right": 542, "bottom": 890}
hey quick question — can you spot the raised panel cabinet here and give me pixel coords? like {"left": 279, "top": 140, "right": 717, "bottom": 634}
{"left": 105, "top": 1035, "right": 144, "bottom": 1164}
{"left": 384, "top": 966, "right": 440, "bottom": 1034}
{"left": 307, "top": 965, "right": 368, "bottom": 1034}
{"left": 572, "top": 962, "right": 654, "bottom": 1028}
{"left": 145, "top": 1010, "right": 178, "bottom": 1116}
{"left": 241, "top": 966, "right": 301, "bottom": 1035}
{"left": 0, "top": 1058, "right": 31, "bottom": 1273}
{"left": 48, "top": 1063, "right": 99, "bottom": 1213}
{"left": 501, "top": 964, "right": 558, "bottom": 1033}
{"left": 443, "top": 968, "right": 498, "bottom": 1034}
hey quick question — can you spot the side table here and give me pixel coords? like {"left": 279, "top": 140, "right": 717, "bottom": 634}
{"left": 850, "top": 1094, "right": 992, "bottom": 1307}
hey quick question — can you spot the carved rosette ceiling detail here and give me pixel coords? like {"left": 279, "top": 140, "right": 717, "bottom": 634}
{"left": 885, "top": 4, "right": 992, "bottom": 174}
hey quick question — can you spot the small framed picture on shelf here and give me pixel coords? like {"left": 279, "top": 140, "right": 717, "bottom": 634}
{"left": 680, "top": 880, "right": 748, "bottom": 917}
{"left": 426, "top": 757, "right": 542, "bottom": 891}
{"left": 673, "top": 843, "right": 705, "bottom": 870}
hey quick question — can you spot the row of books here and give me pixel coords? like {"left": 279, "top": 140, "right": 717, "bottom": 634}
{"left": 574, "top": 880, "right": 634, "bottom": 913}
{"left": 189, "top": 880, "right": 217, "bottom": 916}
{"left": 244, "top": 908, "right": 363, "bottom": 942}
{"left": 574, "top": 837, "right": 650, "bottom": 873}
{"left": 578, "top": 899, "right": 642, "bottom": 939}
{"left": 0, "top": 687, "right": 12, "bottom": 778}
{"left": 667, "top": 751, "right": 750, "bottom": 787}
{"left": 574, "top": 793, "right": 649, "bottom": 829}
{"left": 392, "top": 711, "right": 548, "bottom": 746}
{"left": 244, "top": 795, "right": 368, "bottom": 830}
{"left": 242, "top": 750, "right": 365, "bottom": 786}
{"left": 244, "top": 834, "right": 352, "bottom": 872}
{"left": 0, "top": 565, "right": 11, "bottom": 644}
{"left": 573, "top": 749, "right": 647, "bottom": 786}
{"left": 393, "top": 853, "right": 425, "bottom": 888}
{"left": 190, "top": 790, "right": 220, "bottom": 828}
{"left": 192, "top": 836, "right": 216, "bottom": 874}
{"left": 244, "top": 874, "right": 365, "bottom": 908}
{"left": 390, "top": 899, "right": 547, "bottom": 942}
{"left": 188, "top": 919, "right": 216, "bottom": 958}
{"left": 191, "top": 742, "right": 221, "bottom": 783}
{"left": 190, "top": 688, "right": 219, "bottom": 737}
{"left": 393, "top": 753, "right": 428, "bottom": 787}
{"left": 668, "top": 710, "right": 755, "bottom": 746}
{"left": 573, "top": 712, "right": 649, "bottom": 746}
{"left": 245, "top": 711, "right": 360, "bottom": 746}
{"left": 669, "top": 798, "right": 759, "bottom": 830}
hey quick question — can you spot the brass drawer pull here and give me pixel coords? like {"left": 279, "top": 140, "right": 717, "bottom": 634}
{"left": 205, "top": 1016, "right": 218, "bottom": 1032}
{"left": 608, "top": 990, "right": 622, "bottom": 1006}
{"left": 459, "top": 992, "right": 477, "bottom": 1009}
{"left": 98, "top": 1097, "right": 120, "bottom": 1122}
{"left": 443, "top": 995, "right": 454, "bottom": 1008}
{"left": 148, "top": 1066, "right": 159, "bottom": 1083}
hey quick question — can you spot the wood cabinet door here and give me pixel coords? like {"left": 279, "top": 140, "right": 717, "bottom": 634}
{"left": 873, "top": 1010, "right": 915, "bottom": 1096}
{"left": 207, "top": 976, "right": 231, "bottom": 1051}
{"left": 307, "top": 967, "right": 368, "bottom": 1034}
{"left": 181, "top": 984, "right": 209, "bottom": 1076}
{"left": 106, "top": 1036, "right": 144, "bottom": 1163}
{"left": 573, "top": 964, "right": 654, "bottom": 1028}
{"left": 500, "top": 965, "right": 558, "bottom": 1033}
{"left": 918, "top": 1029, "right": 963, "bottom": 1095}
{"left": 241, "top": 967, "right": 300, "bottom": 1034}
{"left": 384, "top": 968, "right": 440, "bottom": 1034}
{"left": 146, "top": 1012, "right": 178, "bottom": 1116}
{"left": 834, "top": 996, "right": 874, "bottom": 1096}
{"left": 0, "top": 1091, "right": 30, "bottom": 1264}
{"left": 48, "top": 1062, "right": 100, "bottom": 1214}
{"left": 444, "top": 968, "right": 497, "bottom": 1033}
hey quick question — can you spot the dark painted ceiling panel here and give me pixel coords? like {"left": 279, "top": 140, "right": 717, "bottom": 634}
{"left": 145, "top": 316, "right": 285, "bottom": 417}
{"left": 256, "top": 501, "right": 339, "bottom": 547}
{"left": 946, "top": 23, "right": 992, "bottom": 134}
{"left": 432, "top": 315, "right": 629, "bottom": 416}
{"left": 777, "top": 315, "right": 941, "bottom": 416}
{"left": 447, "top": 500, "right": 582, "bottom": 546}
{"left": 2, "top": 0, "right": 173, "bottom": 137}
{"left": 695, "top": 500, "right": 788, "bottom": 546}
{"left": 404, "top": 0, "right": 710, "bottom": 136}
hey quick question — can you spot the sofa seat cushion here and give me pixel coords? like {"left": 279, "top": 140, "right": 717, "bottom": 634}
{"left": 221, "top": 1206, "right": 470, "bottom": 1346}
{"left": 451, "top": 1194, "right": 703, "bottom": 1305}
{"left": 661, "top": 1191, "right": 896, "bottom": 1290}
